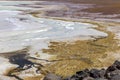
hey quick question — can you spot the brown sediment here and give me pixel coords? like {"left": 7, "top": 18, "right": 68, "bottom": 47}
{"left": 24, "top": 76, "right": 44, "bottom": 80}
{"left": 82, "top": 4, "right": 120, "bottom": 15}
{"left": 28, "top": 11, "right": 45, "bottom": 17}
{"left": 29, "top": 0, "right": 120, "bottom": 20}
{"left": 0, "top": 46, "right": 30, "bottom": 58}
{"left": 42, "top": 22, "right": 120, "bottom": 77}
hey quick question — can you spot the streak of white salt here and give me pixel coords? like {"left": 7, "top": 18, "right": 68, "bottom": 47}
{"left": 0, "top": 10, "right": 108, "bottom": 54}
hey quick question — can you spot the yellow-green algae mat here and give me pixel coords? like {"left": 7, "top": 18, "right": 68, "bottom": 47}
{"left": 42, "top": 21, "right": 120, "bottom": 77}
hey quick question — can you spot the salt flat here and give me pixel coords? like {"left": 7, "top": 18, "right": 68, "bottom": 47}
{"left": 1, "top": 1, "right": 119, "bottom": 80}
{"left": 0, "top": 1, "right": 107, "bottom": 53}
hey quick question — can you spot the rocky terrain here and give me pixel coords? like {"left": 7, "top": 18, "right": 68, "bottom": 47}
{"left": 44, "top": 60, "right": 120, "bottom": 80}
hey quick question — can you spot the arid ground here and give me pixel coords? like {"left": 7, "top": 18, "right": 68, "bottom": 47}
{"left": 0, "top": 0, "right": 120, "bottom": 80}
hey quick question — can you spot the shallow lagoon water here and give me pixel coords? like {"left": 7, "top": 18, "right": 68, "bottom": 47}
{"left": 0, "top": 1, "right": 108, "bottom": 53}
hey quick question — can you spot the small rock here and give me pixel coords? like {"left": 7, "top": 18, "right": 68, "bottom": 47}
{"left": 63, "top": 76, "right": 71, "bottom": 80}
{"left": 110, "top": 70, "right": 120, "bottom": 77}
{"left": 114, "top": 60, "right": 120, "bottom": 69}
{"left": 90, "top": 69, "right": 105, "bottom": 78}
{"left": 106, "top": 60, "right": 120, "bottom": 73}
{"left": 110, "top": 75, "right": 120, "bottom": 80}
{"left": 94, "top": 78, "right": 107, "bottom": 80}
{"left": 70, "top": 75, "right": 79, "bottom": 80}
{"left": 75, "top": 69, "right": 89, "bottom": 79}
{"left": 83, "top": 76, "right": 94, "bottom": 80}
{"left": 43, "top": 73, "right": 62, "bottom": 80}
{"left": 106, "top": 65, "right": 117, "bottom": 73}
